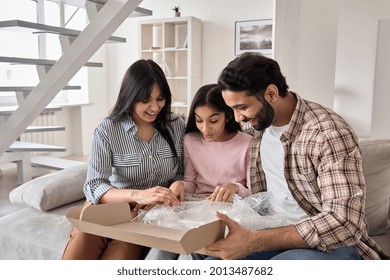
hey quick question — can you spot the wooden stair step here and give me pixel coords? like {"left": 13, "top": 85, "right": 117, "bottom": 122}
{"left": 0, "top": 20, "right": 126, "bottom": 43}
{"left": 24, "top": 125, "right": 65, "bottom": 133}
{"left": 8, "top": 141, "right": 66, "bottom": 152}
{"left": 0, "top": 56, "right": 103, "bottom": 67}
{"left": 31, "top": 155, "right": 85, "bottom": 170}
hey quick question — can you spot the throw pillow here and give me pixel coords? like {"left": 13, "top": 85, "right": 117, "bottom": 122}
{"left": 9, "top": 163, "right": 88, "bottom": 211}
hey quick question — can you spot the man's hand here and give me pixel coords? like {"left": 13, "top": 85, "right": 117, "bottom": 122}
{"left": 205, "top": 211, "right": 254, "bottom": 259}
{"left": 206, "top": 213, "right": 309, "bottom": 260}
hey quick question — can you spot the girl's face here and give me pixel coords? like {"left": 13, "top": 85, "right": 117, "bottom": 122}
{"left": 194, "top": 105, "right": 228, "bottom": 142}
{"left": 132, "top": 84, "right": 166, "bottom": 126}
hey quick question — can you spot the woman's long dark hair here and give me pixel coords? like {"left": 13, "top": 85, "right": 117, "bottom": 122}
{"left": 108, "top": 59, "right": 178, "bottom": 159}
{"left": 186, "top": 84, "right": 241, "bottom": 134}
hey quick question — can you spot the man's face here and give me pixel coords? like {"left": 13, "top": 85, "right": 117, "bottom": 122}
{"left": 222, "top": 90, "right": 275, "bottom": 131}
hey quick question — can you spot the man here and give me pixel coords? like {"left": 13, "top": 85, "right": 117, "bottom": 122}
{"left": 204, "top": 52, "right": 388, "bottom": 260}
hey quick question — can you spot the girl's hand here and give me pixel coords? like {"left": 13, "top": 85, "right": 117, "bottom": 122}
{"left": 208, "top": 183, "right": 239, "bottom": 202}
{"left": 169, "top": 181, "right": 185, "bottom": 202}
{"left": 133, "top": 186, "right": 180, "bottom": 206}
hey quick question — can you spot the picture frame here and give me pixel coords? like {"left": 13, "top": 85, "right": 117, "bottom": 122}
{"left": 235, "top": 19, "right": 273, "bottom": 56}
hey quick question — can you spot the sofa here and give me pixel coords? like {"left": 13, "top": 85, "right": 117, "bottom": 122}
{"left": 0, "top": 164, "right": 87, "bottom": 260}
{"left": 0, "top": 138, "right": 389, "bottom": 260}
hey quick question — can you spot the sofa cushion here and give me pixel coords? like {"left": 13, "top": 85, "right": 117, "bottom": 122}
{"left": 9, "top": 163, "right": 88, "bottom": 211}
{"left": 360, "top": 138, "right": 390, "bottom": 236}
{"left": 0, "top": 200, "right": 84, "bottom": 260}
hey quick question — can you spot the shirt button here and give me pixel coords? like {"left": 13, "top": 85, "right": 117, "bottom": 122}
{"left": 149, "top": 155, "right": 152, "bottom": 158}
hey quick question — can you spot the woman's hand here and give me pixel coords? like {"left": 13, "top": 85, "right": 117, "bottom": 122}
{"left": 132, "top": 186, "right": 180, "bottom": 206}
{"left": 169, "top": 181, "right": 185, "bottom": 202}
{"left": 208, "top": 183, "right": 239, "bottom": 202}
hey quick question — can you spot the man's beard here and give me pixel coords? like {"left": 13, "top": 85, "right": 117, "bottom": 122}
{"left": 243, "top": 99, "right": 275, "bottom": 131}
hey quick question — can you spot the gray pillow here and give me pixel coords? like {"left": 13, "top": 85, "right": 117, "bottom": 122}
{"left": 9, "top": 163, "right": 88, "bottom": 211}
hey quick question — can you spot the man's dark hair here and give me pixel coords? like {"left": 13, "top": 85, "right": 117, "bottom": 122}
{"left": 218, "top": 52, "right": 289, "bottom": 98}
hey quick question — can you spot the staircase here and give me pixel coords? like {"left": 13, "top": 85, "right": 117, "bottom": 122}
{"left": 0, "top": 0, "right": 151, "bottom": 183}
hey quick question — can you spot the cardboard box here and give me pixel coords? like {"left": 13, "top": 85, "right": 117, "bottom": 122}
{"left": 66, "top": 202, "right": 226, "bottom": 255}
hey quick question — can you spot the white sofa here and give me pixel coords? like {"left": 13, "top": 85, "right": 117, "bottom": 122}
{"left": 0, "top": 138, "right": 389, "bottom": 259}
{"left": 359, "top": 138, "right": 390, "bottom": 255}
{"left": 0, "top": 164, "right": 87, "bottom": 259}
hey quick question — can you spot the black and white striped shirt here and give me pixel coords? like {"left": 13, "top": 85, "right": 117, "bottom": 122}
{"left": 83, "top": 113, "right": 185, "bottom": 204}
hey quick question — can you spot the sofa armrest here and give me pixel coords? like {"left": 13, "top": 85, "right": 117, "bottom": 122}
{"left": 360, "top": 138, "right": 390, "bottom": 235}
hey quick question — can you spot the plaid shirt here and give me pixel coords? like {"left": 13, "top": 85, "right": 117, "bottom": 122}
{"left": 244, "top": 93, "right": 388, "bottom": 260}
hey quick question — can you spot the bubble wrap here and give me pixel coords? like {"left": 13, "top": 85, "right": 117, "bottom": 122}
{"left": 138, "top": 193, "right": 292, "bottom": 231}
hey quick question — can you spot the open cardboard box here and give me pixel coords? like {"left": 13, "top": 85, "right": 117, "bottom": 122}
{"left": 66, "top": 202, "right": 226, "bottom": 255}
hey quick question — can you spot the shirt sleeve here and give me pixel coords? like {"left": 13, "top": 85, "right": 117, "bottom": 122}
{"left": 170, "top": 117, "right": 185, "bottom": 182}
{"left": 83, "top": 127, "right": 114, "bottom": 205}
{"left": 236, "top": 138, "right": 253, "bottom": 197}
{"left": 182, "top": 139, "right": 198, "bottom": 193}
{"left": 294, "top": 129, "right": 367, "bottom": 252}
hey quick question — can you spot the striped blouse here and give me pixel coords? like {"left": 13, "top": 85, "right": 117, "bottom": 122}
{"left": 83, "top": 113, "right": 185, "bottom": 204}
{"left": 243, "top": 92, "right": 388, "bottom": 260}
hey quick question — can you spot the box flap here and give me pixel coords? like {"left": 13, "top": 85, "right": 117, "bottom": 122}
{"left": 66, "top": 202, "right": 225, "bottom": 254}
{"left": 81, "top": 202, "right": 132, "bottom": 225}
{"left": 66, "top": 202, "right": 132, "bottom": 225}
{"left": 181, "top": 219, "right": 226, "bottom": 254}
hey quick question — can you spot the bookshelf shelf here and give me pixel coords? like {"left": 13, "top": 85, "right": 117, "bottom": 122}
{"left": 139, "top": 16, "right": 202, "bottom": 117}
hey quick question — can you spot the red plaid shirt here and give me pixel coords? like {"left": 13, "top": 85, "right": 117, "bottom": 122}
{"left": 244, "top": 93, "right": 388, "bottom": 260}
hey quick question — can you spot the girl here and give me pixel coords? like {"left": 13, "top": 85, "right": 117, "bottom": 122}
{"left": 171, "top": 83, "right": 252, "bottom": 202}
{"left": 62, "top": 59, "right": 185, "bottom": 260}
{"left": 146, "top": 84, "right": 253, "bottom": 260}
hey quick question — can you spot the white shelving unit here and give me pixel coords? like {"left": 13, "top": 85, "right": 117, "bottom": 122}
{"left": 139, "top": 16, "right": 202, "bottom": 118}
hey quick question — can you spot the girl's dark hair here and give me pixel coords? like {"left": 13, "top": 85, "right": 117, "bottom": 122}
{"left": 108, "top": 59, "right": 178, "bottom": 159}
{"left": 186, "top": 84, "right": 241, "bottom": 134}
{"left": 218, "top": 52, "right": 289, "bottom": 99}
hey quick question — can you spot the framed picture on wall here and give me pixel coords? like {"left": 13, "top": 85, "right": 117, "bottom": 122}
{"left": 235, "top": 19, "right": 273, "bottom": 56}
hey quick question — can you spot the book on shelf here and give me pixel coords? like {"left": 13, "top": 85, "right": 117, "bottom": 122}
{"left": 164, "top": 60, "right": 175, "bottom": 77}
{"left": 183, "top": 36, "right": 188, "bottom": 48}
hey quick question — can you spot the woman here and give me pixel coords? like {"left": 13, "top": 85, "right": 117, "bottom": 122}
{"left": 170, "top": 83, "right": 253, "bottom": 202}
{"left": 62, "top": 59, "right": 185, "bottom": 260}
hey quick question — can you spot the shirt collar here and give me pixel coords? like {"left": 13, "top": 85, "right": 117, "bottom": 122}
{"left": 282, "top": 92, "right": 305, "bottom": 142}
{"left": 121, "top": 115, "right": 138, "bottom": 135}
{"left": 120, "top": 115, "right": 159, "bottom": 140}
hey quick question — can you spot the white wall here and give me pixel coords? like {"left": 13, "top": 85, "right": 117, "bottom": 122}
{"left": 79, "top": 0, "right": 275, "bottom": 154}
{"left": 104, "top": 0, "right": 275, "bottom": 109}
{"left": 80, "top": 0, "right": 390, "bottom": 155}
{"left": 334, "top": 0, "right": 390, "bottom": 137}
{"left": 2, "top": 0, "right": 388, "bottom": 155}
{"left": 274, "top": 0, "right": 390, "bottom": 138}
{"left": 371, "top": 19, "right": 390, "bottom": 139}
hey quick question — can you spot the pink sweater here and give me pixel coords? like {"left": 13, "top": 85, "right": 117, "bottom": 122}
{"left": 182, "top": 131, "right": 253, "bottom": 197}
